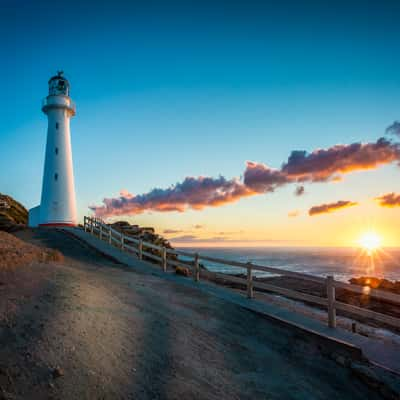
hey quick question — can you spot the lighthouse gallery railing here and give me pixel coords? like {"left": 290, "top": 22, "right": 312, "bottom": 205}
{"left": 42, "top": 97, "right": 76, "bottom": 114}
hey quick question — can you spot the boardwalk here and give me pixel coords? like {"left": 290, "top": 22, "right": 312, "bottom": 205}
{"left": 0, "top": 229, "right": 389, "bottom": 399}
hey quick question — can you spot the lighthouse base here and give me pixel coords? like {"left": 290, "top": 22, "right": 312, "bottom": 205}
{"left": 28, "top": 206, "right": 40, "bottom": 228}
{"left": 28, "top": 205, "right": 77, "bottom": 228}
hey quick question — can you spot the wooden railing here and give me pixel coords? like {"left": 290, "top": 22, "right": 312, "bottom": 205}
{"left": 83, "top": 216, "right": 400, "bottom": 330}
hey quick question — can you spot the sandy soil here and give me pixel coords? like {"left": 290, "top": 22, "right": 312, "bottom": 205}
{"left": 0, "top": 229, "right": 389, "bottom": 400}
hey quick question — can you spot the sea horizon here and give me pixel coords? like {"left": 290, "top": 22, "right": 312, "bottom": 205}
{"left": 177, "top": 246, "right": 400, "bottom": 283}
{"left": 176, "top": 245, "right": 400, "bottom": 250}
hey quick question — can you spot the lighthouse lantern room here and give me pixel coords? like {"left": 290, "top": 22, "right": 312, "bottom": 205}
{"left": 29, "top": 71, "right": 77, "bottom": 227}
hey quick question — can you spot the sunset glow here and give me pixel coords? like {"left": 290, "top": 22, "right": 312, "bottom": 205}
{"left": 358, "top": 231, "right": 382, "bottom": 254}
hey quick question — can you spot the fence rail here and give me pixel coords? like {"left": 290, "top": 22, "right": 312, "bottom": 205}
{"left": 83, "top": 216, "right": 400, "bottom": 330}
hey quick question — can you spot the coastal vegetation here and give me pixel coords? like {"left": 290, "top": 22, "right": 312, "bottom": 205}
{"left": 0, "top": 193, "right": 28, "bottom": 232}
{"left": 108, "top": 220, "right": 178, "bottom": 264}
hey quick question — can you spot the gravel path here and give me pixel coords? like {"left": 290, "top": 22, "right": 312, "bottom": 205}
{"left": 0, "top": 229, "right": 386, "bottom": 399}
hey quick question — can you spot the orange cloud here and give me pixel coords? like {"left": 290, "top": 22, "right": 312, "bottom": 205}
{"left": 244, "top": 138, "right": 400, "bottom": 189}
{"left": 375, "top": 192, "right": 400, "bottom": 208}
{"left": 308, "top": 200, "right": 358, "bottom": 216}
{"left": 288, "top": 210, "right": 300, "bottom": 217}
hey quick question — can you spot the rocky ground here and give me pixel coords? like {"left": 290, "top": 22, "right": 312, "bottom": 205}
{"left": 0, "top": 229, "right": 397, "bottom": 399}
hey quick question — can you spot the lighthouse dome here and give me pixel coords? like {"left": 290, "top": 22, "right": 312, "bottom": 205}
{"left": 48, "top": 71, "right": 70, "bottom": 96}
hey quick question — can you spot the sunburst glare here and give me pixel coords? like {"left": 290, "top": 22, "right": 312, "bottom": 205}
{"left": 358, "top": 231, "right": 382, "bottom": 255}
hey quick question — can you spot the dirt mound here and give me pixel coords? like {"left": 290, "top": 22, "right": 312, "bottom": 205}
{"left": 0, "top": 193, "right": 28, "bottom": 232}
{"left": 0, "top": 231, "right": 63, "bottom": 272}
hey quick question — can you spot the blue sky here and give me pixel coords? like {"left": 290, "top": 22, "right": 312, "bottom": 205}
{"left": 2, "top": 0, "right": 400, "bottom": 245}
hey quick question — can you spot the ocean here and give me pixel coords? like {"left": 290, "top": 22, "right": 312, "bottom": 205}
{"left": 177, "top": 247, "right": 400, "bottom": 283}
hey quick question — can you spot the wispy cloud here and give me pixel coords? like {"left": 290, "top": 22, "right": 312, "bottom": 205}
{"left": 163, "top": 229, "right": 184, "bottom": 234}
{"left": 288, "top": 210, "right": 300, "bottom": 217}
{"left": 194, "top": 224, "right": 203, "bottom": 229}
{"left": 169, "top": 235, "right": 300, "bottom": 244}
{"left": 375, "top": 192, "right": 400, "bottom": 208}
{"left": 169, "top": 235, "right": 235, "bottom": 243}
{"left": 308, "top": 200, "right": 358, "bottom": 216}
{"left": 386, "top": 121, "right": 400, "bottom": 137}
{"left": 169, "top": 235, "right": 200, "bottom": 242}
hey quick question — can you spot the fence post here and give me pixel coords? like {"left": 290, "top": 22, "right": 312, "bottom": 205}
{"left": 162, "top": 247, "right": 167, "bottom": 272}
{"left": 99, "top": 224, "right": 103, "bottom": 240}
{"left": 326, "top": 275, "right": 336, "bottom": 328}
{"left": 247, "top": 262, "right": 254, "bottom": 299}
{"left": 84, "top": 216, "right": 87, "bottom": 232}
{"left": 194, "top": 253, "right": 200, "bottom": 282}
{"left": 138, "top": 240, "right": 143, "bottom": 260}
{"left": 121, "top": 235, "right": 124, "bottom": 250}
{"left": 108, "top": 227, "right": 112, "bottom": 244}
{"left": 91, "top": 219, "right": 94, "bottom": 234}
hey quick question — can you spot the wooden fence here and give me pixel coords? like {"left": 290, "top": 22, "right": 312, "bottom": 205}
{"left": 84, "top": 216, "right": 400, "bottom": 330}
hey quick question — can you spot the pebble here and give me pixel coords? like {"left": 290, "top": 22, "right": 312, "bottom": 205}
{"left": 52, "top": 367, "right": 64, "bottom": 379}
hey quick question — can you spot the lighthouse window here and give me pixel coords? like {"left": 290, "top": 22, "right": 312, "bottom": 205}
{"left": 56, "top": 122, "right": 59, "bottom": 130}
{"left": 55, "top": 147, "right": 58, "bottom": 155}
{"left": 54, "top": 173, "right": 58, "bottom": 181}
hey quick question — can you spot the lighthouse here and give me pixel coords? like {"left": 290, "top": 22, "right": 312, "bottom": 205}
{"left": 29, "top": 72, "right": 77, "bottom": 227}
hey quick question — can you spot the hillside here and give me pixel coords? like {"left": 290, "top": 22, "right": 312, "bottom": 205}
{"left": 0, "top": 231, "right": 62, "bottom": 271}
{"left": 0, "top": 193, "right": 28, "bottom": 231}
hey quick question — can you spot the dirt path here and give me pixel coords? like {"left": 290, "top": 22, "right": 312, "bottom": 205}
{"left": 0, "top": 229, "right": 386, "bottom": 399}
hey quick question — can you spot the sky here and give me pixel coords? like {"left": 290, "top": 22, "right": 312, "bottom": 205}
{"left": 2, "top": 0, "right": 400, "bottom": 247}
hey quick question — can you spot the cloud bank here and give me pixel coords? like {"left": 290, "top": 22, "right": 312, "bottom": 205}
{"left": 91, "top": 176, "right": 256, "bottom": 217}
{"left": 91, "top": 137, "right": 400, "bottom": 217}
{"left": 308, "top": 200, "right": 358, "bottom": 216}
{"left": 375, "top": 192, "right": 400, "bottom": 208}
{"left": 244, "top": 138, "right": 400, "bottom": 190}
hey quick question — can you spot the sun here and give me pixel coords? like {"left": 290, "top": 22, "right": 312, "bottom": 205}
{"left": 358, "top": 231, "right": 382, "bottom": 254}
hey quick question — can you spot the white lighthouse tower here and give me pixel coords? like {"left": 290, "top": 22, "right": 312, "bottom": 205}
{"left": 29, "top": 71, "right": 77, "bottom": 227}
